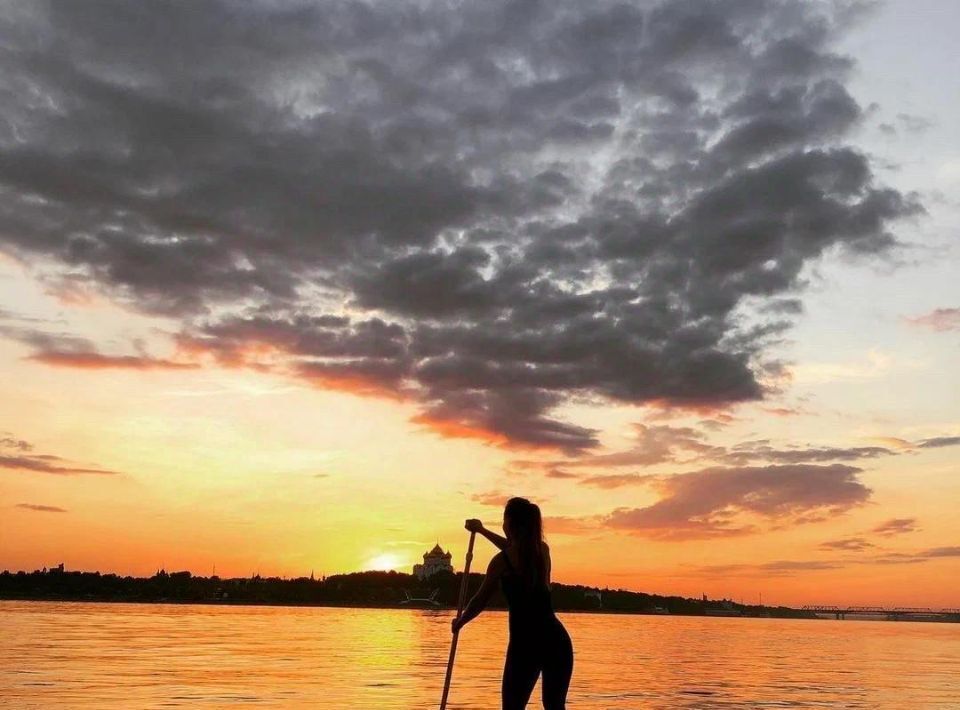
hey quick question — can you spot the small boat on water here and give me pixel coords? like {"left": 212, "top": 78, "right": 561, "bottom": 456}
{"left": 400, "top": 589, "right": 441, "bottom": 607}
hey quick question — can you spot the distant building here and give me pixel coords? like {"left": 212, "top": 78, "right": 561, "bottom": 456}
{"left": 413, "top": 544, "right": 453, "bottom": 580}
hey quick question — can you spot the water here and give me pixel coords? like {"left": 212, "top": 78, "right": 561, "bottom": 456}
{"left": 2, "top": 601, "right": 959, "bottom": 708}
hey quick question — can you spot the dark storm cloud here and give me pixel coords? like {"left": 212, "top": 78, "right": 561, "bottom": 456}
{"left": 0, "top": 434, "right": 119, "bottom": 476}
{"left": 0, "top": 0, "right": 920, "bottom": 448}
{"left": 603, "top": 463, "right": 870, "bottom": 540}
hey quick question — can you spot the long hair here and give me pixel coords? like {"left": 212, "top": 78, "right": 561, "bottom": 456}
{"left": 504, "top": 497, "right": 545, "bottom": 590}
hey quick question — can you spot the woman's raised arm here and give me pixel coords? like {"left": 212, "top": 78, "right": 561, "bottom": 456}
{"left": 465, "top": 518, "right": 507, "bottom": 551}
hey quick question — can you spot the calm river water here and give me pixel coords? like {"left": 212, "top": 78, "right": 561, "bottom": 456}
{"left": 2, "top": 601, "right": 959, "bottom": 708}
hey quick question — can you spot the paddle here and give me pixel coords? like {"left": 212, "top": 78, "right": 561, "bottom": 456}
{"left": 439, "top": 528, "right": 477, "bottom": 710}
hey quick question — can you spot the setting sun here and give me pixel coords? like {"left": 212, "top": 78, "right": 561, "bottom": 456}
{"left": 364, "top": 553, "right": 405, "bottom": 572}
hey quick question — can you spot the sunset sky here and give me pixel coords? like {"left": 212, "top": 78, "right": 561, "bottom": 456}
{"left": 1, "top": 0, "right": 958, "bottom": 607}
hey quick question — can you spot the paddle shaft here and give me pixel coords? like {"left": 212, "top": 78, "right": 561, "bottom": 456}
{"left": 439, "top": 529, "right": 477, "bottom": 710}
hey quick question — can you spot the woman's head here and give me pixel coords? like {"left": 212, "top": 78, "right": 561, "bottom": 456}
{"left": 503, "top": 497, "right": 543, "bottom": 543}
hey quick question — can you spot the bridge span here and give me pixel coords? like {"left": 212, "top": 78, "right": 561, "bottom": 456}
{"left": 802, "top": 605, "right": 960, "bottom": 621}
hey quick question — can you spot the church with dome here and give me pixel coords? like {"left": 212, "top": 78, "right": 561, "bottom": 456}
{"left": 412, "top": 543, "right": 453, "bottom": 580}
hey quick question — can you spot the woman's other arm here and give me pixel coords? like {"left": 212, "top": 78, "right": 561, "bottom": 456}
{"left": 451, "top": 554, "right": 503, "bottom": 633}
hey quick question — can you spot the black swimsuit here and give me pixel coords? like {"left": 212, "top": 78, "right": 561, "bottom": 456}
{"left": 500, "top": 552, "right": 574, "bottom": 710}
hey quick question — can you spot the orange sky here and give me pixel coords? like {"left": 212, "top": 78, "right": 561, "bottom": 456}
{"left": 2, "top": 258, "right": 959, "bottom": 607}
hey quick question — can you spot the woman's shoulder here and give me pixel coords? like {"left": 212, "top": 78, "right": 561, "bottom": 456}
{"left": 489, "top": 550, "right": 510, "bottom": 572}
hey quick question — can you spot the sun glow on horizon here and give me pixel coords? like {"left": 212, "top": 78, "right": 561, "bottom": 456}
{"left": 363, "top": 553, "right": 406, "bottom": 572}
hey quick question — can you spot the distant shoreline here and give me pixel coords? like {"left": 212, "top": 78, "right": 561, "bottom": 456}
{"left": 4, "top": 568, "right": 957, "bottom": 623}
{"left": 0, "top": 595, "right": 788, "bottom": 618}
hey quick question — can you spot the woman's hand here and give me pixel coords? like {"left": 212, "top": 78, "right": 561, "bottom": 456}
{"left": 465, "top": 518, "right": 484, "bottom": 533}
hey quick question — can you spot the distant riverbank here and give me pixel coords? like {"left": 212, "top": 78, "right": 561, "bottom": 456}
{"left": 1, "top": 566, "right": 813, "bottom": 620}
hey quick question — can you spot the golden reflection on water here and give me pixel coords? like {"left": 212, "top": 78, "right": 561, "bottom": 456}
{"left": 2, "top": 601, "right": 959, "bottom": 708}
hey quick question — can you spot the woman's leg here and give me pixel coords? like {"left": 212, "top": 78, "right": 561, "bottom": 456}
{"left": 502, "top": 640, "right": 540, "bottom": 710}
{"left": 540, "top": 623, "right": 573, "bottom": 710}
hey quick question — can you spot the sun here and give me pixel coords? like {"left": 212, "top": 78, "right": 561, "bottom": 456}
{"left": 364, "top": 553, "right": 404, "bottom": 571}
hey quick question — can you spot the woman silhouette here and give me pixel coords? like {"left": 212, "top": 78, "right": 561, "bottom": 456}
{"left": 452, "top": 497, "right": 574, "bottom": 709}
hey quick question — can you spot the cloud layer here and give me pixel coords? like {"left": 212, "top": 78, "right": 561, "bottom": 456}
{"left": 0, "top": 0, "right": 920, "bottom": 448}
{"left": 604, "top": 463, "right": 870, "bottom": 539}
{"left": 1, "top": 434, "right": 119, "bottom": 476}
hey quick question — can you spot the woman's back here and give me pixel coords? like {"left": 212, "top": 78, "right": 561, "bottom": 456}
{"left": 500, "top": 544, "right": 557, "bottom": 636}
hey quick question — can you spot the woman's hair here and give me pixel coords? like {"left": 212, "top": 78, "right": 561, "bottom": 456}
{"left": 504, "top": 497, "right": 545, "bottom": 589}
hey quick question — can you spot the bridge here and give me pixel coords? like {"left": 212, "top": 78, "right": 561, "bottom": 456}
{"left": 802, "top": 605, "right": 960, "bottom": 621}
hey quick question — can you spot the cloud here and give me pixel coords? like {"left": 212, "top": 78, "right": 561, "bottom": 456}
{"left": 759, "top": 560, "right": 842, "bottom": 571}
{"left": 0, "top": 324, "right": 200, "bottom": 371}
{"left": 916, "top": 436, "right": 960, "bottom": 449}
{"left": 896, "top": 113, "right": 934, "bottom": 134}
{"left": 543, "top": 515, "right": 604, "bottom": 536}
{"left": 904, "top": 308, "right": 960, "bottom": 332}
{"left": 561, "top": 424, "right": 720, "bottom": 468}
{"left": 0, "top": 435, "right": 32, "bottom": 451}
{"left": 869, "top": 547, "right": 960, "bottom": 565}
{"left": 718, "top": 443, "right": 894, "bottom": 465}
{"left": 921, "top": 546, "right": 960, "bottom": 558}
{"left": 470, "top": 491, "right": 514, "bottom": 507}
{"left": 27, "top": 350, "right": 201, "bottom": 371}
{"left": 0, "top": 434, "right": 120, "bottom": 476}
{"left": 687, "top": 544, "right": 960, "bottom": 576}
{"left": 604, "top": 463, "right": 870, "bottom": 540}
{"left": 819, "top": 537, "right": 874, "bottom": 551}
{"left": 869, "top": 436, "right": 914, "bottom": 451}
{"left": 579, "top": 473, "right": 656, "bottom": 489}
{"left": 761, "top": 406, "right": 806, "bottom": 417}
{"left": 692, "top": 559, "right": 844, "bottom": 577}
{"left": 0, "top": 0, "right": 920, "bottom": 449}
{"left": 15, "top": 503, "right": 68, "bottom": 513}
{"left": 544, "top": 467, "right": 580, "bottom": 480}
{"left": 872, "top": 517, "right": 919, "bottom": 537}
{"left": 513, "top": 422, "right": 952, "bottom": 484}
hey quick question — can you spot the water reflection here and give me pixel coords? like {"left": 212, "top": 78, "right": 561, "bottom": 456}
{"left": 2, "top": 602, "right": 959, "bottom": 708}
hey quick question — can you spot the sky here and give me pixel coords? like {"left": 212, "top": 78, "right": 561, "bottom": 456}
{"left": 0, "top": 0, "right": 958, "bottom": 607}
